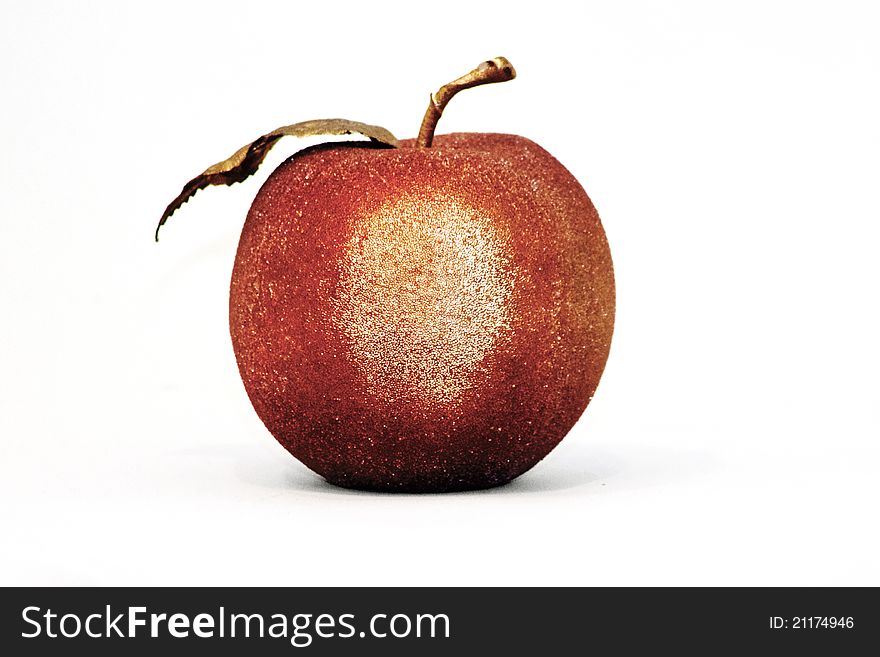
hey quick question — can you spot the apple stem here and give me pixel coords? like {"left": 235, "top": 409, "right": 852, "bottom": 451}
{"left": 416, "top": 57, "right": 516, "bottom": 148}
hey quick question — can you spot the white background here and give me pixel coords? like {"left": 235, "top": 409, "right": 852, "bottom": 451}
{"left": 1, "top": 1, "right": 878, "bottom": 586}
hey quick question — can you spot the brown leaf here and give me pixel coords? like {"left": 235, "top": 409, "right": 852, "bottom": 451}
{"left": 156, "top": 118, "right": 399, "bottom": 241}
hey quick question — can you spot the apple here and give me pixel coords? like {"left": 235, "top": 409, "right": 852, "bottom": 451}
{"left": 159, "top": 58, "right": 615, "bottom": 492}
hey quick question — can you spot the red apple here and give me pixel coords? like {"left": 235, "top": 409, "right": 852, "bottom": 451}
{"left": 159, "top": 58, "right": 615, "bottom": 492}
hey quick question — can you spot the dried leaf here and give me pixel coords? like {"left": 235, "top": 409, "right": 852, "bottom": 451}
{"left": 156, "top": 118, "right": 399, "bottom": 240}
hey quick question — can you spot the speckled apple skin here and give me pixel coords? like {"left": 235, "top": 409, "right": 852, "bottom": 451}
{"left": 229, "top": 133, "right": 614, "bottom": 492}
